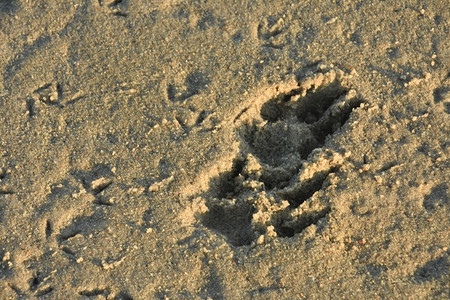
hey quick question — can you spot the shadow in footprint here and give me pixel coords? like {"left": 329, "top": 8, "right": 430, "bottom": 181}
{"left": 201, "top": 158, "right": 256, "bottom": 246}
{"left": 0, "top": 0, "right": 17, "bottom": 14}
{"left": 57, "top": 212, "right": 107, "bottom": 244}
{"left": 200, "top": 261, "right": 225, "bottom": 300}
{"left": 167, "top": 71, "right": 210, "bottom": 102}
{"left": 423, "top": 183, "right": 448, "bottom": 211}
{"left": 413, "top": 256, "right": 449, "bottom": 283}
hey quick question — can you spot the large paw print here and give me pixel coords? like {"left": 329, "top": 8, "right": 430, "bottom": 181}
{"left": 197, "top": 68, "right": 363, "bottom": 246}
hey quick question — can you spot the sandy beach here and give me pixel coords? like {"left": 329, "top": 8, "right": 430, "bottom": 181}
{"left": 0, "top": 0, "right": 449, "bottom": 299}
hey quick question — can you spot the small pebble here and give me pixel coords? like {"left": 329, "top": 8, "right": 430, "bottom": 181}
{"left": 256, "top": 235, "right": 264, "bottom": 245}
{"left": 2, "top": 251, "right": 10, "bottom": 261}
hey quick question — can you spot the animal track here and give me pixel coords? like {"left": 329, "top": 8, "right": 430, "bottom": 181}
{"left": 32, "top": 82, "right": 61, "bottom": 105}
{"left": 26, "top": 82, "right": 62, "bottom": 118}
{"left": 257, "top": 16, "right": 288, "bottom": 49}
{"left": 0, "top": 168, "right": 13, "bottom": 195}
{"left": 98, "top": 0, "right": 129, "bottom": 17}
{"left": 78, "top": 288, "right": 109, "bottom": 297}
{"left": 197, "top": 68, "right": 362, "bottom": 246}
{"left": 71, "top": 163, "right": 115, "bottom": 206}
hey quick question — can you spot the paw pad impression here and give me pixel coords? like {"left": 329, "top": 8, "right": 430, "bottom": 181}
{"left": 194, "top": 67, "right": 362, "bottom": 246}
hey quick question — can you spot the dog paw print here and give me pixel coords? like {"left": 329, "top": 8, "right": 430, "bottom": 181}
{"left": 197, "top": 68, "right": 363, "bottom": 246}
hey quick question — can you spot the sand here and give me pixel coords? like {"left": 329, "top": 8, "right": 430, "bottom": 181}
{"left": 0, "top": 0, "right": 449, "bottom": 299}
